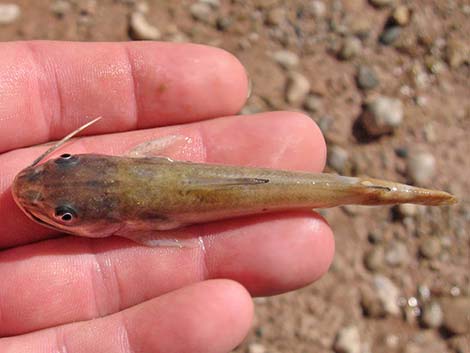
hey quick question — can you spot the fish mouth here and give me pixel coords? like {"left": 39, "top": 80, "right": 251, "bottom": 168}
{"left": 29, "top": 213, "right": 51, "bottom": 227}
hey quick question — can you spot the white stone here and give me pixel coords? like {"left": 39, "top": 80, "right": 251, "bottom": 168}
{"left": 286, "top": 72, "right": 310, "bottom": 105}
{"left": 129, "top": 12, "right": 161, "bottom": 40}
{"left": 0, "top": 4, "right": 20, "bottom": 24}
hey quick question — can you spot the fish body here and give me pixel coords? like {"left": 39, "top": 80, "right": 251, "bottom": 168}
{"left": 12, "top": 153, "right": 456, "bottom": 242}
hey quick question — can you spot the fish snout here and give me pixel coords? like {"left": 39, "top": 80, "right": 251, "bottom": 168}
{"left": 12, "top": 167, "right": 46, "bottom": 208}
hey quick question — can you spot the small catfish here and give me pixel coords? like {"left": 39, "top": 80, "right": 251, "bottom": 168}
{"left": 12, "top": 118, "right": 457, "bottom": 247}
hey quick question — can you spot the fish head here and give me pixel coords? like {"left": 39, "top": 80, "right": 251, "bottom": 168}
{"left": 12, "top": 153, "right": 121, "bottom": 238}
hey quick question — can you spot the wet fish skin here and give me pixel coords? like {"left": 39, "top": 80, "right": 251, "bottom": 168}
{"left": 12, "top": 153, "right": 457, "bottom": 242}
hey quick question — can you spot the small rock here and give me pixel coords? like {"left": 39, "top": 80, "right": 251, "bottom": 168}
{"left": 129, "top": 12, "right": 161, "bottom": 40}
{"left": 349, "top": 16, "right": 372, "bottom": 39}
{"left": 248, "top": 342, "right": 266, "bottom": 353}
{"left": 364, "top": 246, "right": 385, "bottom": 272}
{"left": 266, "top": 7, "right": 285, "bottom": 26}
{"left": 199, "top": 0, "right": 220, "bottom": 8}
{"left": 419, "top": 237, "right": 442, "bottom": 259}
{"left": 373, "top": 275, "right": 401, "bottom": 316}
{"left": 327, "top": 145, "right": 350, "bottom": 173}
{"left": 317, "top": 115, "right": 333, "bottom": 134}
{"left": 395, "top": 147, "right": 408, "bottom": 158}
{"left": 190, "top": 2, "right": 213, "bottom": 24}
{"left": 241, "top": 104, "right": 263, "bottom": 115}
{"left": 361, "top": 96, "right": 403, "bottom": 136}
{"left": 406, "top": 151, "right": 436, "bottom": 186}
{"left": 134, "top": 2, "right": 149, "bottom": 13}
{"left": 369, "top": 0, "right": 395, "bottom": 7}
{"left": 334, "top": 326, "right": 361, "bottom": 353}
{"left": 391, "top": 5, "right": 410, "bottom": 26}
{"left": 404, "top": 331, "right": 449, "bottom": 353}
{"left": 361, "top": 285, "right": 386, "bottom": 317}
{"left": 304, "top": 94, "right": 323, "bottom": 113}
{"left": 0, "top": 3, "right": 20, "bottom": 24}
{"left": 356, "top": 65, "right": 379, "bottom": 90}
{"left": 50, "top": 0, "right": 71, "bottom": 17}
{"left": 338, "top": 36, "right": 362, "bottom": 60}
{"left": 448, "top": 335, "right": 470, "bottom": 353}
{"left": 272, "top": 50, "right": 299, "bottom": 69}
{"left": 380, "top": 26, "right": 402, "bottom": 45}
{"left": 423, "top": 124, "right": 437, "bottom": 142}
{"left": 420, "top": 301, "right": 443, "bottom": 328}
{"left": 385, "top": 241, "right": 409, "bottom": 267}
{"left": 310, "top": 1, "right": 326, "bottom": 18}
{"left": 285, "top": 72, "right": 310, "bottom": 105}
{"left": 446, "top": 38, "right": 469, "bottom": 68}
{"left": 397, "top": 203, "right": 417, "bottom": 218}
{"left": 216, "top": 16, "right": 232, "bottom": 31}
{"left": 441, "top": 297, "right": 470, "bottom": 335}
{"left": 368, "top": 231, "right": 384, "bottom": 244}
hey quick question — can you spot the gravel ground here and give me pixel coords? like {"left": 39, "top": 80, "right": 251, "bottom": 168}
{"left": 1, "top": 1, "right": 468, "bottom": 352}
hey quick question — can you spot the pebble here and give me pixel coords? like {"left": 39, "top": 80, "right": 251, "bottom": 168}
{"left": 248, "top": 343, "right": 266, "bottom": 353}
{"left": 349, "top": 16, "right": 372, "bottom": 39}
{"left": 327, "top": 145, "right": 349, "bottom": 173}
{"left": 310, "top": 1, "right": 327, "bottom": 18}
{"left": 266, "top": 7, "right": 285, "bottom": 26}
{"left": 190, "top": 2, "right": 213, "bottom": 24}
{"left": 403, "top": 332, "right": 448, "bottom": 353}
{"left": 361, "top": 285, "right": 386, "bottom": 317}
{"left": 334, "top": 326, "right": 361, "bottom": 353}
{"left": 216, "top": 16, "right": 232, "bottom": 31}
{"left": 285, "top": 72, "right": 310, "bottom": 105}
{"left": 385, "top": 241, "right": 409, "bottom": 267}
{"left": 361, "top": 96, "right": 403, "bottom": 136}
{"left": 380, "top": 26, "right": 402, "bottom": 45}
{"left": 0, "top": 3, "right": 20, "bottom": 24}
{"left": 338, "top": 37, "right": 362, "bottom": 60}
{"left": 406, "top": 151, "right": 436, "bottom": 186}
{"left": 373, "top": 275, "right": 401, "bottom": 316}
{"left": 448, "top": 335, "right": 470, "bottom": 353}
{"left": 420, "top": 301, "right": 443, "bottom": 328}
{"left": 446, "top": 38, "right": 469, "bottom": 68}
{"left": 356, "top": 65, "right": 379, "bottom": 90}
{"left": 369, "top": 0, "right": 395, "bottom": 7}
{"left": 440, "top": 297, "right": 470, "bottom": 335}
{"left": 317, "top": 115, "right": 333, "bottom": 134}
{"left": 419, "top": 237, "right": 442, "bottom": 259}
{"left": 392, "top": 5, "right": 410, "bottom": 26}
{"left": 397, "top": 203, "right": 417, "bottom": 218}
{"left": 199, "top": 0, "right": 220, "bottom": 8}
{"left": 129, "top": 12, "right": 161, "bottom": 40}
{"left": 50, "top": 0, "right": 71, "bottom": 17}
{"left": 304, "top": 94, "right": 323, "bottom": 113}
{"left": 364, "top": 246, "right": 385, "bottom": 272}
{"left": 272, "top": 50, "right": 299, "bottom": 69}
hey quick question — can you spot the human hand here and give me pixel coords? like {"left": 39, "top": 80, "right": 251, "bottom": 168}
{"left": 0, "top": 41, "right": 334, "bottom": 352}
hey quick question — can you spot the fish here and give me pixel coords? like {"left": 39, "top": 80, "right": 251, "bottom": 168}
{"left": 11, "top": 118, "right": 457, "bottom": 247}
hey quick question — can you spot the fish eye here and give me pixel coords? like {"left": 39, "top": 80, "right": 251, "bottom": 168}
{"left": 55, "top": 154, "right": 78, "bottom": 166}
{"left": 54, "top": 205, "right": 77, "bottom": 222}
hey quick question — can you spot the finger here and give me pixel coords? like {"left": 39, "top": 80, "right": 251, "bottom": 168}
{"left": 0, "top": 111, "right": 326, "bottom": 248}
{"left": 0, "top": 211, "right": 333, "bottom": 336}
{"left": 0, "top": 41, "right": 248, "bottom": 153}
{"left": 0, "top": 280, "right": 253, "bottom": 353}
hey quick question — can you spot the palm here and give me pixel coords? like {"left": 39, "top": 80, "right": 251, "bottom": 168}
{"left": 0, "top": 41, "right": 334, "bottom": 353}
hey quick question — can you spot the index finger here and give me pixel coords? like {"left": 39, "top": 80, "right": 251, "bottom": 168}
{"left": 0, "top": 41, "right": 248, "bottom": 153}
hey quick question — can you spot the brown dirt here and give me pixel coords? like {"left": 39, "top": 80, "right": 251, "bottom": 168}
{"left": 2, "top": 0, "right": 469, "bottom": 352}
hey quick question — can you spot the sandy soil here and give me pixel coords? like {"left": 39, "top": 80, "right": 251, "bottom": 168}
{"left": 1, "top": 0, "right": 468, "bottom": 352}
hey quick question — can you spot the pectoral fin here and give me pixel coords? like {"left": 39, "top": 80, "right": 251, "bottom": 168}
{"left": 125, "top": 134, "right": 189, "bottom": 159}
